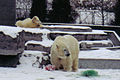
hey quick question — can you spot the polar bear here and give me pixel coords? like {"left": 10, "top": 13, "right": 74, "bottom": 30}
{"left": 15, "top": 16, "right": 43, "bottom": 28}
{"left": 50, "top": 35, "right": 79, "bottom": 72}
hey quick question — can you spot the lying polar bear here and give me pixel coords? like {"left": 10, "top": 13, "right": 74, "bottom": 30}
{"left": 15, "top": 16, "right": 43, "bottom": 28}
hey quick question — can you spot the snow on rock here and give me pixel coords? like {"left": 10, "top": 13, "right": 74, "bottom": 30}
{"left": 41, "top": 32, "right": 54, "bottom": 47}
{"left": 19, "top": 50, "right": 50, "bottom": 68}
{"left": 25, "top": 40, "right": 54, "bottom": 47}
{"left": 20, "top": 27, "right": 51, "bottom": 34}
{"left": 0, "top": 26, "right": 51, "bottom": 38}
{"left": 25, "top": 31, "right": 54, "bottom": 47}
{"left": 0, "top": 26, "right": 23, "bottom": 38}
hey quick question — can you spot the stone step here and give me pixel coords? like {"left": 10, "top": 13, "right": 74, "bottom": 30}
{"left": 25, "top": 40, "right": 53, "bottom": 52}
{"left": 43, "top": 25, "right": 92, "bottom": 32}
{"left": 79, "top": 58, "right": 120, "bottom": 69}
{"left": 22, "top": 28, "right": 50, "bottom": 42}
{"left": 23, "top": 30, "right": 108, "bottom": 42}
{"left": 80, "top": 40, "right": 113, "bottom": 50}
{"left": 49, "top": 30, "right": 108, "bottom": 41}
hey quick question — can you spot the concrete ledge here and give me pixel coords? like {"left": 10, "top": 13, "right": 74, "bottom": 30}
{"left": 43, "top": 25, "right": 92, "bottom": 32}
{"left": 24, "top": 32, "right": 43, "bottom": 42}
{"left": 25, "top": 44, "right": 50, "bottom": 52}
{"left": 79, "top": 58, "right": 120, "bottom": 69}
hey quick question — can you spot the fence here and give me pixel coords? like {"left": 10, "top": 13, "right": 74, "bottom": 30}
{"left": 76, "top": 10, "right": 114, "bottom": 25}
{"left": 16, "top": 0, "right": 116, "bottom": 25}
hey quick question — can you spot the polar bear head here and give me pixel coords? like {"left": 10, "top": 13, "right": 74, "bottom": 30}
{"left": 32, "top": 16, "right": 42, "bottom": 27}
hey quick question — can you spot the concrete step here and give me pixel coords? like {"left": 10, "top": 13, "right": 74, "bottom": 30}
{"left": 49, "top": 30, "right": 108, "bottom": 41}
{"left": 25, "top": 40, "right": 53, "bottom": 52}
{"left": 79, "top": 40, "right": 113, "bottom": 50}
{"left": 43, "top": 25, "right": 92, "bottom": 32}
{"left": 79, "top": 58, "right": 120, "bottom": 69}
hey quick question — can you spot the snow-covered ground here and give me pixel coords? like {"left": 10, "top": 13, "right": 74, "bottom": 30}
{"left": 1, "top": 66, "right": 120, "bottom": 80}
{"left": 0, "top": 49, "right": 120, "bottom": 80}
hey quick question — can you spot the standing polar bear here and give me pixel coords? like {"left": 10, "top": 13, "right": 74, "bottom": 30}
{"left": 50, "top": 35, "right": 79, "bottom": 72}
{"left": 15, "top": 16, "right": 43, "bottom": 28}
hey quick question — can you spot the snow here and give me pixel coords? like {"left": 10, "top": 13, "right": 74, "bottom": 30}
{"left": 51, "top": 29, "right": 106, "bottom": 34}
{"left": 79, "top": 48, "right": 120, "bottom": 59}
{"left": 1, "top": 62, "right": 120, "bottom": 80}
{"left": 44, "top": 25, "right": 91, "bottom": 29}
{"left": 0, "top": 26, "right": 23, "bottom": 38}
{"left": 21, "top": 27, "right": 50, "bottom": 34}
{"left": 19, "top": 50, "right": 48, "bottom": 68}
{"left": 25, "top": 40, "right": 54, "bottom": 47}
{"left": 79, "top": 40, "right": 113, "bottom": 45}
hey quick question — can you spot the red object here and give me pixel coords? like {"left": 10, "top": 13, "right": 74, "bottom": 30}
{"left": 45, "top": 65, "right": 56, "bottom": 71}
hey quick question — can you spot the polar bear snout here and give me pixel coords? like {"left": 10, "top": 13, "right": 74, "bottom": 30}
{"left": 65, "top": 53, "right": 70, "bottom": 56}
{"left": 64, "top": 49, "right": 70, "bottom": 57}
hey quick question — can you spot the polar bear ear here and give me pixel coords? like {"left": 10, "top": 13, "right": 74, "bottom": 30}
{"left": 32, "top": 16, "right": 37, "bottom": 23}
{"left": 56, "top": 45, "right": 59, "bottom": 49}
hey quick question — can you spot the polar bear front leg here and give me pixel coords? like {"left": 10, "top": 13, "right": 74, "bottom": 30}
{"left": 62, "top": 58, "right": 72, "bottom": 71}
{"left": 64, "top": 65, "right": 72, "bottom": 71}
{"left": 72, "top": 58, "right": 79, "bottom": 72}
